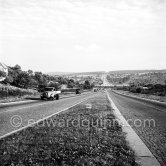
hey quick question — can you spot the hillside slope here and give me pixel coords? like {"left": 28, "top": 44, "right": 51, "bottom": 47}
{"left": 107, "top": 71, "right": 166, "bottom": 85}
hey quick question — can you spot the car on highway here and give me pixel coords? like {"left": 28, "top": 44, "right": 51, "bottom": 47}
{"left": 93, "top": 88, "right": 98, "bottom": 92}
{"left": 40, "top": 87, "right": 61, "bottom": 100}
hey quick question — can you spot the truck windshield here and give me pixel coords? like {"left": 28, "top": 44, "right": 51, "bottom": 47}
{"left": 44, "top": 87, "right": 54, "bottom": 91}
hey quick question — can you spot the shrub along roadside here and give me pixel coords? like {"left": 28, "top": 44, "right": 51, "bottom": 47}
{"left": 0, "top": 94, "right": 139, "bottom": 166}
{"left": 0, "top": 84, "right": 38, "bottom": 99}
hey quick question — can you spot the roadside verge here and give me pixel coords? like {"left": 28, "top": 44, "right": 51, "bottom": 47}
{"left": 107, "top": 91, "right": 161, "bottom": 166}
{"left": 112, "top": 90, "right": 166, "bottom": 108}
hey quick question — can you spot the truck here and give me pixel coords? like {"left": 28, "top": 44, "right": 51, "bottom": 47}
{"left": 61, "top": 88, "right": 81, "bottom": 94}
{"left": 93, "top": 88, "right": 98, "bottom": 92}
{"left": 40, "top": 87, "right": 61, "bottom": 100}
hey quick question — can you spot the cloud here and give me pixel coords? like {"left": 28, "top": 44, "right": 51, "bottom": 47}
{"left": 75, "top": 43, "right": 100, "bottom": 50}
{"left": 1, "top": 0, "right": 166, "bottom": 72}
{"left": 1, "top": 0, "right": 165, "bottom": 39}
{"left": 75, "top": 45, "right": 84, "bottom": 50}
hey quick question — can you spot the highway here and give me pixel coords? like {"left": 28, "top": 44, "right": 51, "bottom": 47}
{"left": 101, "top": 74, "right": 114, "bottom": 87}
{"left": 1, "top": 71, "right": 166, "bottom": 165}
{"left": 108, "top": 90, "right": 166, "bottom": 166}
{"left": 0, "top": 92, "right": 98, "bottom": 139}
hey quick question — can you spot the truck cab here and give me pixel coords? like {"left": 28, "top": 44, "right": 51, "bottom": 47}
{"left": 40, "top": 87, "right": 61, "bottom": 100}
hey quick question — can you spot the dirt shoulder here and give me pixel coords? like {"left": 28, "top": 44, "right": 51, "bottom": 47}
{"left": 0, "top": 94, "right": 40, "bottom": 103}
{"left": 0, "top": 93, "right": 139, "bottom": 166}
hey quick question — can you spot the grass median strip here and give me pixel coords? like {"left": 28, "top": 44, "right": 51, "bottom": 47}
{"left": 0, "top": 93, "right": 139, "bottom": 166}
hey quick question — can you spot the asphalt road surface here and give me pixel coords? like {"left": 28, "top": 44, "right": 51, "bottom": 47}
{"left": 108, "top": 90, "right": 166, "bottom": 166}
{"left": 101, "top": 74, "right": 114, "bottom": 87}
{"left": 0, "top": 92, "right": 99, "bottom": 139}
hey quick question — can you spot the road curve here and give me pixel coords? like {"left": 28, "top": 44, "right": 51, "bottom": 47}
{"left": 0, "top": 92, "right": 99, "bottom": 139}
{"left": 108, "top": 90, "right": 166, "bottom": 166}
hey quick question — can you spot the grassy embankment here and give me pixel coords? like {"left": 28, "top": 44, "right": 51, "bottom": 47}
{"left": 0, "top": 93, "right": 139, "bottom": 166}
{"left": 0, "top": 84, "right": 39, "bottom": 103}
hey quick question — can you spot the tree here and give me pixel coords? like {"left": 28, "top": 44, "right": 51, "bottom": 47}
{"left": 29, "top": 78, "right": 38, "bottom": 88}
{"left": 28, "top": 70, "right": 33, "bottom": 76}
{"left": 75, "top": 81, "right": 80, "bottom": 88}
{"left": 90, "top": 82, "right": 95, "bottom": 89}
{"left": 4, "top": 76, "right": 13, "bottom": 84}
{"left": 34, "top": 72, "right": 44, "bottom": 84}
{"left": 48, "top": 82, "right": 59, "bottom": 90}
{"left": 8, "top": 65, "right": 22, "bottom": 86}
{"left": 136, "top": 87, "right": 141, "bottom": 93}
{"left": 165, "top": 80, "right": 166, "bottom": 96}
{"left": 0, "top": 71, "right": 6, "bottom": 77}
{"left": 83, "top": 80, "right": 91, "bottom": 89}
{"left": 12, "top": 65, "right": 22, "bottom": 75}
{"left": 15, "top": 72, "right": 31, "bottom": 88}
{"left": 68, "top": 79, "right": 75, "bottom": 88}
{"left": 58, "top": 77, "right": 68, "bottom": 84}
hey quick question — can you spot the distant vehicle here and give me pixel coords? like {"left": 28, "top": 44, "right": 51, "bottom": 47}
{"left": 93, "top": 88, "right": 98, "bottom": 92}
{"left": 76, "top": 88, "right": 81, "bottom": 94}
{"left": 40, "top": 87, "right": 61, "bottom": 100}
{"left": 61, "top": 88, "right": 81, "bottom": 94}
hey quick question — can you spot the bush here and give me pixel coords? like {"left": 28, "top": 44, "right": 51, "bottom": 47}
{"left": 0, "top": 84, "right": 38, "bottom": 98}
{"left": 129, "top": 87, "right": 137, "bottom": 93}
{"left": 0, "top": 71, "right": 6, "bottom": 77}
{"left": 156, "top": 92, "right": 165, "bottom": 96}
{"left": 136, "top": 87, "right": 141, "bottom": 93}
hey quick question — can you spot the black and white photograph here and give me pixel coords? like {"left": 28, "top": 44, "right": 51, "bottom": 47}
{"left": 0, "top": 0, "right": 166, "bottom": 165}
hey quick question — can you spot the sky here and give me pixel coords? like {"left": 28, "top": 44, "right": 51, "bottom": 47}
{"left": 0, "top": 0, "right": 166, "bottom": 73}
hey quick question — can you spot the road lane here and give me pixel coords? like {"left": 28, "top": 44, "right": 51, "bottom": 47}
{"left": 112, "top": 90, "right": 166, "bottom": 111}
{"left": 0, "top": 92, "right": 92, "bottom": 113}
{"left": 0, "top": 92, "right": 99, "bottom": 139}
{"left": 108, "top": 90, "right": 166, "bottom": 166}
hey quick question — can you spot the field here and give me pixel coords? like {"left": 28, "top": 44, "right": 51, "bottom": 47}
{"left": 0, "top": 93, "right": 138, "bottom": 166}
{"left": 107, "top": 71, "right": 166, "bottom": 85}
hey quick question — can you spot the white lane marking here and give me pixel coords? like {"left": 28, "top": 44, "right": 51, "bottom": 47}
{"left": 0, "top": 93, "right": 99, "bottom": 139}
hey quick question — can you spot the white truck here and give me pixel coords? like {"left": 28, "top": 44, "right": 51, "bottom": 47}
{"left": 40, "top": 87, "right": 61, "bottom": 100}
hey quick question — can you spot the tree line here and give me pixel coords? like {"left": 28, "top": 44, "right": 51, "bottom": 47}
{"left": 0, "top": 64, "right": 94, "bottom": 90}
